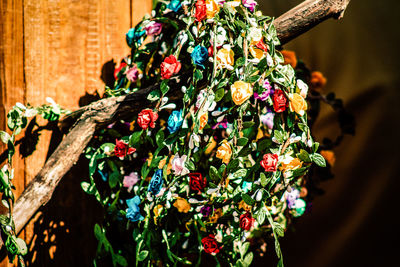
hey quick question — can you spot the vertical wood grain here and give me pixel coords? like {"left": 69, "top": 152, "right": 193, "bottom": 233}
{"left": 1, "top": 0, "right": 151, "bottom": 265}
{"left": 0, "top": 0, "right": 26, "bottom": 266}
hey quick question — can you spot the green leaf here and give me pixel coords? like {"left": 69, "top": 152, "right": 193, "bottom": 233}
{"left": 237, "top": 137, "right": 248, "bottom": 146}
{"left": 137, "top": 250, "right": 149, "bottom": 261}
{"left": 246, "top": 75, "right": 260, "bottom": 83}
{"left": 215, "top": 88, "right": 225, "bottom": 102}
{"left": 0, "top": 131, "right": 11, "bottom": 144}
{"left": 273, "top": 130, "right": 285, "bottom": 144}
{"left": 240, "top": 242, "right": 250, "bottom": 258}
{"left": 234, "top": 169, "right": 247, "bottom": 178}
{"left": 113, "top": 254, "right": 128, "bottom": 266}
{"left": 194, "top": 69, "right": 203, "bottom": 81}
{"left": 218, "top": 164, "right": 226, "bottom": 176}
{"left": 109, "top": 171, "right": 120, "bottom": 189}
{"left": 209, "top": 166, "right": 221, "bottom": 182}
{"left": 185, "top": 160, "right": 195, "bottom": 171}
{"left": 129, "top": 131, "right": 142, "bottom": 146}
{"left": 156, "top": 129, "right": 165, "bottom": 147}
{"left": 160, "top": 80, "right": 169, "bottom": 95}
{"left": 242, "top": 121, "right": 255, "bottom": 129}
{"left": 312, "top": 153, "right": 326, "bottom": 167}
{"left": 297, "top": 149, "right": 311, "bottom": 163}
{"left": 242, "top": 193, "right": 255, "bottom": 206}
{"left": 292, "top": 167, "right": 308, "bottom": 177}
{"left": 260, "top": 173, "right": 270, "bottom": 187}
{"left": 312, "top": 142, "right": 320, "bottom": 153}
{"left": 94, "top": 224, "right": 103, "bottom": 241}
{"left": 227, "top": 159, "right": 239, "bottom": 171}
{"left": 243, "top": 252, "right": 254, "bottom": 267}
{"left": 255, "top": 208, "right": 266, "bottom": 225}
{"left": 147, "top": 89, "right": 161, "bottom": 101}
{"left": 81, "top": 181, "right": 91, "bottom": 193}
{"left": 100, "top": 143, "right": 115, "bottom": 154}
{"left": 258, "top": 138, "right": 272, "bottom": 152}
{"left": 273, "top": 222, "right": 285, "bottom": 237}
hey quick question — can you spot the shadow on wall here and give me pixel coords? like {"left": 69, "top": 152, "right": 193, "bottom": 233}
{"left": 22, "top": 155, "right": 102, "bottom": 267}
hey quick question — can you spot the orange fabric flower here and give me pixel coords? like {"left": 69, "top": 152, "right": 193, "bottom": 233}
{"left": 310, "top": 71, "right": 327, "bottom": 91}
{"left": 231, "top": 81, "right": 253, "bottom": 105}
{"left": 205, "top": 137, "right": 217, "bottom": 155}
{"left": 173, "top": 197, "right": 191, "bottom": 213}
{"left": 206, "top": 0, "right": 220, "bottom": 19}
{"left": 199, "top": 112, "right": 208, "bottom": 130}
{"left": 216, "top": 140, "right": 232, "bottom": 164}
{"left": 281, "top": 50, "right": 297, "bottom": 68}
{"left": 289, "top": 93, "right": 308, "bottom": 116}
{"left": 320, "top": 150, "right": 336, "bottom": 166}
{"left": 208, "top": 208, "right": 223, "bottom": 223}
{"left": 280, "top": 157, "right": 302, "bottom": 171}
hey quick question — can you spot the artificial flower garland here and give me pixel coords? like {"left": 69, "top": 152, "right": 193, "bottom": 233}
{"left": 83, "top": 0, "right": 330, "bottom": 266}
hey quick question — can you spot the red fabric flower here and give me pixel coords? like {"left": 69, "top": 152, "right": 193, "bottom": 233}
{"left": 137, "top": 109, "right": 158, "bottom": 130}
{"left": 195, "top": 0, "right": 207, "bottom": 22}
{"left": 189, "top": 173, "right": 207, "bottom": 192}
{"left": 239, "top": 212, "right": 255, "bottom": 231}
{"left": 114, "top": 62, "right": 127, "bottom": 80}
{"left": 160, "top": 55, "right": 181, "bottom": 80}
{"left": 201, "top": 235, "right": 220, "bottom": 254}
{"left": 255, "top": 38, "right": 268, "bottom": 52}
{"left": 114, "top": 139, "right": 136, "bottom": 158}
{"left": 273, "top": 89, "right": 287, "bottom": 113}
{"left": 208, "top": 45, "right": 213, "bottom": 57}
{"left": 260, "top": 153, "right": 279, "bottom": 172}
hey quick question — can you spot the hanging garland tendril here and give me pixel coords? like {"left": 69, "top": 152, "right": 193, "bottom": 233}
{"left": 83, "top": 0, "right": 332, "bottom": 266}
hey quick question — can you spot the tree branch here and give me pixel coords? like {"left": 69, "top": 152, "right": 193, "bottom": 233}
{"left": 8, "top": 0, "right": 351, "bottom": 236}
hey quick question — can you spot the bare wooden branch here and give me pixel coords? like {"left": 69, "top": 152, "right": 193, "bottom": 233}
{"left": 274, "top": 0, "right": 351, "bottom": 44}
{"left": 9, "top": 0, "right": 351, "bottom": 236}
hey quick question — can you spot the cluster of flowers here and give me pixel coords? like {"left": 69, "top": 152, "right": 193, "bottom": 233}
{"left": 84, "top": 1, "right": 329, "bottom": 266}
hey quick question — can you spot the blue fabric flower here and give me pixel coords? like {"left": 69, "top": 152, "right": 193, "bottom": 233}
{"left": 242, "top": 181, "right": 252, "bottom": 193}
{"left": 126, "top": 27, "right": 146, "bottom": 47}
{"left": 126, "top": 196, "right": 144, "bottom": 222}
{"left": 167, "top": 110, "right": 184, "bottom": 134}
{"left": 148, "top": 169, "right": 164, "bottom": 195}
{"left": 167, "top": 0, "right": 181, "bottom": 12}
{"left": 191, "top": 45, "right": 208, "bottom": 68}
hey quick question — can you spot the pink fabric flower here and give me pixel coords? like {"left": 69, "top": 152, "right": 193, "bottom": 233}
{"left": 123, "top": 172, "right": 139, "bottom": 192}
{"left": 125, "top": 66, "right": 139, "bottom": 82}
{"left": 171, "top": 153, "right": 190, "bottom": 176}
{"left": 145, "top": 21, "right": 163, "bottom": 36}
{"left": 261, "top": 112, "right": 275, "bottom": 130}
{"left": 242, "top": 0, "right": 257, "bottom": 12}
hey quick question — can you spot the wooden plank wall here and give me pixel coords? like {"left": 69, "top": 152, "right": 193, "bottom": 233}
{"left": 0, "top": 0, "right": 152, "bottom": 265}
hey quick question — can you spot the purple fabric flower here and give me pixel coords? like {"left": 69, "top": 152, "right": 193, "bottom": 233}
{"left": 254, "top": 80, "right": 274, "bottom": 101}
{"left": 260, "top": 112, "right": 275, "bottom": 130}
{"left": 200, "top": 205, "right": 213, "bottom": 217}
{"left": 242, "top": 0, "right": 257, "bottom": 12}
{"left": 286, "top": 188, "right": 300, "bottom": 209}
{"left": 212, "top": 118, "right": 228, "bottom": 129}
{"left": 125, "top": 66, "right": 139, "bottom": 82}
{"left": 254, "top": 91, "right": 269, "bottom": 101}
{"left": 263, "top": 79, "right": 273, "bottom": 93}
{"left": 144, "top": 21, "right": 163, "bottom": 36}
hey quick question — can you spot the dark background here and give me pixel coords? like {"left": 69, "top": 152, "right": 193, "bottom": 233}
{"left": 258, "top": 0, "right": 400, "bottom": 266}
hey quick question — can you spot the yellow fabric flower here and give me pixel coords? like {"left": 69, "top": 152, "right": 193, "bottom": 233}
{"left": 147, "top": 153, "right": 153, "bottom": 167}
{"left": 281, "top": 50, "right": 297, "bottom": 68}
{"left": 231, "top": 81, "right": 253, "bottom": 105}
{"left": 216, "top": 47, "right": 235, "bottom": 68}
{"left": 205, "top": 137, "right": 217, "bottom": 155}
{"left": 289, "top": 93, "right": 308, "bottom": 116}
{"left": 320, "top": 150, "right": 336, "bottom": 166}
{"left": 158, "top": 157, "right": 167, "bottom": 169}
{"left": 238, "top": 200, "right": 252, "bottom": 211}
{"left": 280, "top": 157, "right": 302, "bottom": 171}
{"left": 206, "top": 0, "right": 220, "bottom": 19}
{"left": 199, "top": 111, "right": 208, "bottom": 130}
{"left": 166, "top": 155, "right": 174, "bottom": 175}
{"left": 173, "top": 197, "right": 191, "bottom": 213}
{"left": 216, "top": 140, "right": 232, "bottom": 164}
{"left": 209, "top": 208, "right": 223, "bottom": 223}
{"left": 249, "top": 46, "right": 265, "bottom": 60}
{"left": 153, "top": 204, "right": 163, "bottom": 224}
